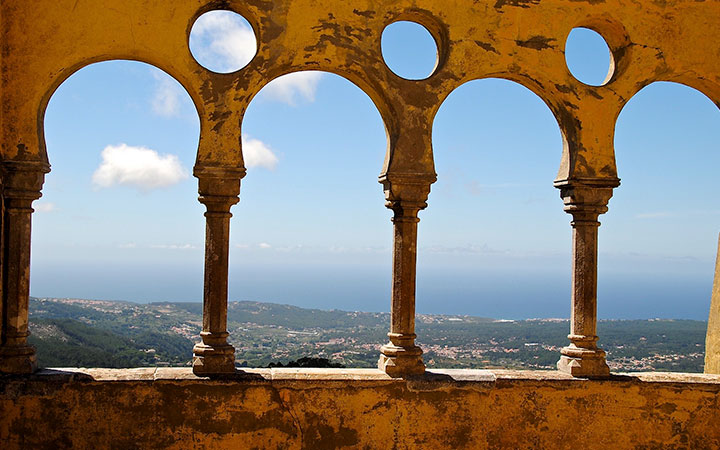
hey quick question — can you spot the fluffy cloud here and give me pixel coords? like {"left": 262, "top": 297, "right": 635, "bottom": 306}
{"left": 150, "top": 244, "right": 198, "bottom": 250}
{"left": 92, "top": 144, "right": 189, "bottom": 190}
{"left": 190, "top": 11, "right": 322, "bottom": 104}
{"left": 151, "top": 72, "right": 182, "bottom": 117}
{"left": 242, "top": 136, "right": 278, "bottom": 170}
{"left": 260, "top": 72, "right": 323, "bottom": 105}
{"left": 33, "top": 202, "right": 57, "bottom": 213}
{"left": 634, "top": 212, "right": 672, "bottom": 220}
{"left": 191, "top": 10, "right": 256, "bottom": 73}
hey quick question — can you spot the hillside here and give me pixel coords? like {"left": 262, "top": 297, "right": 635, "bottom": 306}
{"left": 28, "top": 297, "right": 707, "bottom": 372}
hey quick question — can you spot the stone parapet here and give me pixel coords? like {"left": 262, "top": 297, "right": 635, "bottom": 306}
{"left": 2, "top": 368, "right": 720, "bottom": 449}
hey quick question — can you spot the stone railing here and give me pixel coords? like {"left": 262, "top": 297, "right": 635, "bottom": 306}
{"left": 4, "top": 368, "right": 720, "bottom": 449}
{"left": 1, "top": 0, "right": 720, "bottom": 378}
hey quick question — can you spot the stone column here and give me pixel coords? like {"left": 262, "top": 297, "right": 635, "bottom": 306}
{"left": 0, "top": 161, "right": 49, "bottom": 374}
{"left": 192, "top": 166, "right": 244, "bottom": 376}
{"left": 378, "top": 174, "right": 433, "bottom": 377}
{"left": 555, "top": 181, "right": 617, "bottom": 377}
{"left": 704, "top": 233, "right": 720, "bottom": 373}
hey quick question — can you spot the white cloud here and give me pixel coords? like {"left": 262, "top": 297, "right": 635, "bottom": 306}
{"left": 260, "top": 72, "right": 323, "bottom": 105}
{"left": 92, "top": 144, "right": 189, "bottom": 191}
{"left": 258, "top": 242, "right": 272, "bottom": 249}
{"left": 634, "top": 212, "right": 673, "bottom": 220}
{"left": 242, "top": 136, "right": 278, "bottom": 170}
{"left": 190, "top": 12, "right": 322, "bottom": 104}
{"left": 118, "top": 243, "right": 137, "bottom": 249}
{"left": 191, "top": 10, "right": 256, "bottom": 73}
{"left": 422, "top": 244, "right": 505, "bottom": 255}
{"left": 151, "top": 72, "right": 182, "bottom": 117}
{"left": 150, "top": 244, "right": 198, "bottom": 250}
{"left": 34, "top": 202, "right": 56, "bottom": 213}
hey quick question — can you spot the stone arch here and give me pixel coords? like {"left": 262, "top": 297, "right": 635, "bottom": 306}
{"left": 423, "top": 77, "right": 567, "bottom": 318}
{"left": 34, "top": 59, "right": 202, "bottom": 300}
{"left": 36, "top": 58, "right": 203, "bottom": 170}
{"left": 240, "top": 68, "right": 393, "bottom": 175}
{"left": 606, "top": 79, "right": 720, "bottom": 317}
{"left": 430, "top": 75, "right": 566, "bottom": 172}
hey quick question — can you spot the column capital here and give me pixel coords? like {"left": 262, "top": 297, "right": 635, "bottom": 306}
{"left": 2, "top": 160, "right": 50, "bottom": 206}
{"left": 193, "top": 164, "right": 246, "bottom": 181}
{"left": 554, "top": 178, "right": 619, "bottom": 221}
{"left": 379, "top": 172, "right": 436, "bottom": 212}
{"left": 194, "top": 165, "right": 244, "bottom": 213}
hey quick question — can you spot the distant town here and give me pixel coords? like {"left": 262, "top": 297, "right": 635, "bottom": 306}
{"left": 29, "top": 297, "right": 706, "bottom": 372}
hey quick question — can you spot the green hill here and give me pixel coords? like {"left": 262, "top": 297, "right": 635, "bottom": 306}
{"left": 27, "top": 297, "right": 708, "bottom": 372}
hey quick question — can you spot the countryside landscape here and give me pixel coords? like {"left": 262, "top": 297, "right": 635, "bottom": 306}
{"left": 29, "top": 297, "right": 706, "bottom": 372}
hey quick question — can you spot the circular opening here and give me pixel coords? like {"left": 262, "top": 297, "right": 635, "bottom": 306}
{"left": 381, "top": 21, "right": 438, "bottom": 80}
{"left": 565, "top": 27, "right": 614, "bottom": 86}
{"left": 189, "top": 10, "right": 257, "bottom": 73}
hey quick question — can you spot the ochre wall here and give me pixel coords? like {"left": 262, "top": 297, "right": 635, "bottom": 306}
{"left": 2, "top": 0, "right": 720, "bottom": 180}
{"left": 3, "top": 368, "right": 720, "bottom": 449}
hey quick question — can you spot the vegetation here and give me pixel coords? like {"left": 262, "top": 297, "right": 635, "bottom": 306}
{"left": 28, "top": 297, "right": 707, "bottom": 372}
{"left": 29, "top": 319, "right": 189, "bottom": 367}
{"left": 267, "top": 357, "right": 345, "bottom": 368}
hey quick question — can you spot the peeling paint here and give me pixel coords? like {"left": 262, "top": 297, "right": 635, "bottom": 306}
{"left": 2, "top": 369, "right": 720, "bottom": 449}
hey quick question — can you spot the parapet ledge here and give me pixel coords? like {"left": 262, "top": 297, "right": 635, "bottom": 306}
{"left": 5, "top": 367, "right": 720, "bottom": 387}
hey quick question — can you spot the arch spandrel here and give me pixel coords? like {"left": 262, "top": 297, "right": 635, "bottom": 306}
{"left": 0, "top": 0, "right": 720, "bottom": 179}
{"left": 0, "top": 0, "right": 210, "bottom": 164}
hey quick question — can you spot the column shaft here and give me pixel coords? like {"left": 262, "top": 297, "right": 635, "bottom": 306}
{"left": 570, "top": 219, "right": 600, "bottom": 343}
{"left": 378, "top": 202, "right": 424, "bottom": 376}
{"left": 390, "top": 210, "right": 419, "bottom": 342}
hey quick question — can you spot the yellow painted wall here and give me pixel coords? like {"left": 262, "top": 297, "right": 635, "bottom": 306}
{"left": 2, "top": 368, "right": 720, "bottom": 449}
{"left": 3, "top": 0, "right": 720, "bottom": 182}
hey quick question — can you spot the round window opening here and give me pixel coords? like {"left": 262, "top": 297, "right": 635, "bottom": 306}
{"left": 189, "top": 10, "right": 257, "bottom": 74}
{"left": 381, "top": 21, "right": 439, "bottom": 80}
{"left": 565, "top": 27, "right": 614, "bottom": 86}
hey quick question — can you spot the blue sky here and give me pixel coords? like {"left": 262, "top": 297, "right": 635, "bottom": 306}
{"left": 30, "top": 13, "right": 720, "bottom": 320}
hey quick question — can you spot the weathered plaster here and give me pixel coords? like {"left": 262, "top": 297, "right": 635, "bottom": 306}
{"left": 1, "top": 0, "right": 719, "bottom": 178}
{"left": 3, "top": 368, "right": 720, "bottom": 449}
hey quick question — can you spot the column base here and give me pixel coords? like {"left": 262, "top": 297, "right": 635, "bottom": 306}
{"left": 192, "top": 343, "right": 236, "bottom": 376}
{"left": 378, "top": 343, "right": 425, "bottom": 377}
{"left": 0, "top": 345, "right": 37, "bottom": 374}
{"left": 557, "top": 345, "right": 610, "bottom": 378}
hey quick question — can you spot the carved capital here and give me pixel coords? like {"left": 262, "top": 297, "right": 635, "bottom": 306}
{"left": 194, "top": 165, "right": 244, "bottom": 214}
{"left": 379, "top": 172, "right": 436, "bottom": 216}
{"left": 194, "top": 164, "right": 247, "bottom": 180}
{"left": 554, "top": 178, "right": 619, "bottom": 223}
{"left": 2, "top": 160, "right": 50, "bottom": 208}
